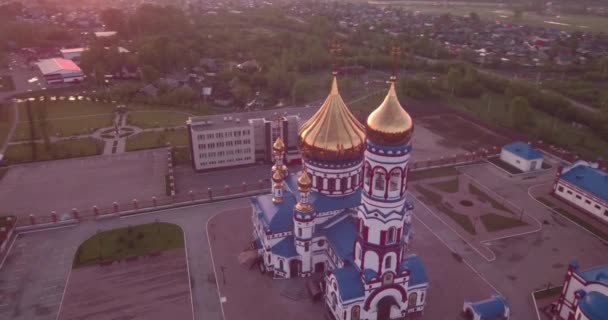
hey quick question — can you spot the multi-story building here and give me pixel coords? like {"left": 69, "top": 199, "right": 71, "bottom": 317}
{"left": 552, "top": 160, "right": 608, "bottom": 224}
{"left": 187, "top": 113, "right": 303, "bottom": 172}
{"left": 250, "top": 74, "right": 429, "bottom": 320}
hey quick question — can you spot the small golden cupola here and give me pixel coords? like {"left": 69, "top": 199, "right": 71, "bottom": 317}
{"left": 271, "top": 137, "right": 287, "bottom": 174}
{"left": 298, "top": 76, "right": 366, "bottom": 162}
{"left": 295, "top": 168, "right": 313, "bottom": 212}
{"left": 366, "top": 77, "right": 413, "bottom": 145}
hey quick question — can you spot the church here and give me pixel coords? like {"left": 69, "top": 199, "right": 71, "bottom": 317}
{"left": 250, "top": 71, "right": 429, "bottom": 320}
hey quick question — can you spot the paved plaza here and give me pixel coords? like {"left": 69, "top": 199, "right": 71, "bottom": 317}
{"left": 58, "top": 248, "right": 192, "bottom": 320}
{"left": 0, "top": 149, "right": 168, "bottom": 221}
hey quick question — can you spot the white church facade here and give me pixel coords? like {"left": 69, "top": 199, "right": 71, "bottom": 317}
{"left": 250, "top": 73, "right": 429, "bottom": 320}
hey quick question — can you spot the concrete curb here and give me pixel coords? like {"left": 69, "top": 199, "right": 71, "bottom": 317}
{"left": 205, "top": 211, "right": 227, "bottom": 320}
{"left": 15, "top": 219, "right": 79, "bottom": 233}
{"left": 180, "top": 225, "right": 196, "bottom": 320}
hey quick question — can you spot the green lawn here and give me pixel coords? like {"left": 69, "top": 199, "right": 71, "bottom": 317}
{"left": 73, "top": 222, "right": 184, "bottom": 268}
{"left": 430, "top": 178, "right": 459, "bottom": 193}
{"left": 29, "top": 100, "right": 116, "bottom": 118}
{"left": 126, "top": 129, "right": 188, "bottom": 151}
{"left": 415, "top": 185, "right": 476, "bottom": 235}
{"left": 410, "top": 167, "right": 459, "bottom": 181}
{"left": 14, "top": 114, "right": 114, "bottom": 140}
{"left": 534, "top": 286, "right": 564, "bottom": 300}
{"left": 4, "top": 138, "right": 104, "bottom": 164}
{"left": 0, "top": 75, "right": 15, "bottom": 92}
{"left": 469, "top": 183, "right": 513, "bottom": 214}
{"left": 127, "top": 111, "right": 189, "bottom": 129}
{"left": 480, "top": 213, "right": 528, "bottom": 232}
{"left": 349, "top": 91, "right": 385, "bottom": 112}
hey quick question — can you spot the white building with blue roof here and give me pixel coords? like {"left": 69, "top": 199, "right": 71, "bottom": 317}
{"left": 553, "top": 160, "right": 608, "bottom": 223}
{"left": 250, "top": 73, "right": 429, "bottom": 320}
{"left": 499, "top": 141, "right": 544, "bottom": 172}
{"left": 462, "top": 295, "right": 510, "bottom": 320}
{"left": 556, "top": 261, "right": 608, "bottom": 320}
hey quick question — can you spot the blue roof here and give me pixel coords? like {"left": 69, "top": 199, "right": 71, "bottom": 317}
{"left": 271, "top": 236, "right": 298, "bottom": 258}
{"left": 333, "top": 265, "right": 365, "bottom": 301}
{"left": 578, "top": 264, "right": 608, "bottom": 285}
{"left": 284, "top": 175, "right": 361, "bottom": 212}
{"left": 468, "top": 295, "right": 508, "bottom": 319}
{"left": 250, "top": 192, "right": 296, "bottom": 233}
{"left": 362, "top": 269, "right": 377, "bottom": 282}
{"left": 322, "top": 216, "right": 357, "bottom": 262}
{"left": 503, "top": 141, "right": 543, "bottom": 160}
{"left": 578, "top": 291, "right": 608, "bottom": 320}
{"left": 561, "top": 164, "right": 608, "bottom": 202}
{"left": 400, "top": 255, "right": 429, "bottom": 286}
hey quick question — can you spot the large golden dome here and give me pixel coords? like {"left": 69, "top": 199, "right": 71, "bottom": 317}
{"left": 298, "top": 76, "right": 366, "bottom": 162}
{"left": 366, "top": 79, "right": 413, "bottom": 145}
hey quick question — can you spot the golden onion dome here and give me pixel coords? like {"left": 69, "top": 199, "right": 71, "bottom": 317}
{"left": 272, "top": 164, "right": 287, "bottom": 173}
{"left": 272, "top": 170, "right": 283, "bottom": 183}
{"left": 366, "top": 79, "right": 413, "bottom": 145}
{"left": 297, "top": 168, "right": 312, "bottom": 192}
{"left": 273, "top": 137, "right": 285, "bottom": 152}
{"left": 298, "top": 76, "right": 366, "bottom": 162}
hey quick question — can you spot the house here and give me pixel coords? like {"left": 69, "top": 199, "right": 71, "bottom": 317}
{"left": 36, "top": 58, "right": 84, "bottom": 84}
{"left": 236, "top": 59, "right": 260, "bottom": 73}
{"left": 94, "top": 31, "right": 117, "bottom": 38}
{"left": 500, "top": 141, "right": 544, "bottom": 172}
{"left": 555, "top": 261, "right": 608, "bottom": 320}
{"left": 553, "top": 161, "right": 608, "bottom": 223}
{"left": 138, "top": 84, "right": 159, "bottom": 97}
{"left": 60, "top": 47, "right": 86, "bottom": 61}
{"left": 462, "top": 295, "right": 510, "bottom": 320}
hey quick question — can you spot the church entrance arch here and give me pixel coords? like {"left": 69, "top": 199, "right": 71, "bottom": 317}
{"left": 289, "top": 259, "right": 301, "bottom": 277}
{"left": 377, "top": 295, "right": 398, "bottom": 320}
{"left": 314, "top": 262, "right": 325, "bottom": 273}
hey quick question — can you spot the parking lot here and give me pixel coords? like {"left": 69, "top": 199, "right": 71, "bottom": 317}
{"left": 0, "top": 149, "right": 168, "bottom": 221}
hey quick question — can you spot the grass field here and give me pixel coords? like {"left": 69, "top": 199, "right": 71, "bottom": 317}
{"left": 125, "top": 129, "right": 188, "bottom": 151}
{"left": 469, "top": 183, "right": 513, "bottom": 213}
{"left": 0, "top": 75, "right": 15, "bottom": 92}
{"left": 14, "top": 114, "right": 114, "bottom": 140}
{"left": 480, "top": 213, "right": 527, "bottom": 232}
{"left": 73, "top": 222, "right": 184, "bottom": 268}
{"left": 127, "top": 111, "right": 189, "bottom": 129}
{"left": 534, "top": 286, "right": 564, "bottom": 300}
{"left": 379, "top": 2, "right": 608, "bottom": 33}
{"left": 4, "top": 138, "right": 104, "bottom": 164}
{"left": 415, "top": 184, "right": 476, "bottom": 235}
{"left": 430, "top": 178, "right": 459, "bottom": 193}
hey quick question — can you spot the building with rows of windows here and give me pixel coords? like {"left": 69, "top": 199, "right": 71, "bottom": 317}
{"left": 250, "top": 74, "right": 429, "bottom": 320}
{"left": 186, "top": 113, "right": 302, "bottom": 171}
{"left": 552, "top": 160, "right": 608, "bottom": 224}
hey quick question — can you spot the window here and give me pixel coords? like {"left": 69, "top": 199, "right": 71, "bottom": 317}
{"left": 567, "top": 190, "right": 573, "bottom": 195}
{"left": 357, "top": 247, "right": 362, "bottom": 260}
{"left": 206, "top": 133, "right": 213, "bottom": 139}
{"left": 374, "top": 169, "right": 385, "bottom": 191}
{"left": 235, "top": 140, "right": 242, "bottom": 145}
{"left": 604, "top": 210, "right": 608, "bottom": 217}
{"left": 351, "top": 175, "right": 358, "bottom": 188}
{"left": 408, "top": 292, "right": 418, "bottom": 309}
{"left": 331, "top": 293, "right": 337, "bottom": 311}
{"left": 227, "top": 150, "right": 234, "bottom": 155}
{"left": 298, "top": 228, "right": 302, "bottom": 237}
{"left": 576, "top": 195, "right": 582, "bottom": 200}
{"left": 218, "top": 151, "right": 225, "bottom": 156}
{"left": 421, "top": 292, "right": 425, "bottom": 303}
{"left": 387, "top": 227, "right": 395, "bottom": 243}
{"left": 316, "top": 176, "right": 324, "bottom": 190}
{"left": 226, "top": 132, "right": 232, "bottom": 137}
{"left": 197, "top": 134, "right": 203, "bottom": 140}
{"left": 217, "top": 142, "right": 224, "bottom": 147}
{"left": 351, "top": 306, "right": 360, "bottom": 320}
{"left": 595, "top": 205, "right": 601, "bottom": 210}
{"left": 328, "top": 178, "right": 336, "bottom": 192}
{"left": 364, "top": 166, "right": 371, "bottom": 186}
{"left": 558, "top": 186, "right": 564, "bottom": 192}
{"left": 341, "top": 177, "right": 348, "bottom": 191}
{"left": 385, "top": 256, "right": 392, "bottom": 269}
{"left": 389, "top": 170, "right": 400, "bottom": 191}
{"left": 207, "top": 143, "right": 215, "bottom": 149}
{"left": 208, "top": 152, "right": 216, "bottom": 157}
{"left": 226, "top": 141, "right": 233, "bottom": 146}
{"left": 304, "top": 242, "right": 309, "bottom": 252}
{"left": 585, "top": 200, "right": 591, "bottom": 205}
{"left": 318, "top": 239, "right": 325, "bottom": 247}
{"left": 198, "top": 144, "right": 205, "bottom": 150}
{"left": 279, "top": 260, "right": 284, "bottom": 270}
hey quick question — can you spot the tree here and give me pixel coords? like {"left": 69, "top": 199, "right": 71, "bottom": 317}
{"left": 446, "top": 67, "right": 462, "bottom": 96}
{"left": 513, "top": 8, "right": 524, "bottom": 20}
{"left": 37, "top": 102, "right": 51, "bottom": 151}
{"left": 93, "top": 63, "right": 106, "bottom": 86}
{"left": 231, "top": 81, "right": 253, "bottom": 105}
{"left": 25, "top": 100, "right": 37, "bottom": 160}
{"left": 469, "top": 12, "right": 480, "bottom": 24}
{"left": 169, "top": 85, "right": 195, "bottom": 104}
{"left": 140, "top": 65, "right": 160, "bottom": 84}
{"left": 508, "top": 96, "right": 532, "bottom": 128}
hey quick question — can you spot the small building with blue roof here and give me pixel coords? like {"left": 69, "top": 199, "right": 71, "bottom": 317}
{"left": 553, "top": 160, "right": 608, "bottom": 224}
{"left": 556, "top": 261, "right": 608, "bottom": 320}
{"left": 462, "top": 295, "right": 510, "bottom": 320}
{"left": 500, "top": 141, "right": 544, "bottom": 172}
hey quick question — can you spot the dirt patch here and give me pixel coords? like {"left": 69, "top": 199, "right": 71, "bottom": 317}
{"left": 417, "top": 114, "right": 509, "bottom": 151}
{"left": 58, "top": 248, "right": 192, "bottom": 320}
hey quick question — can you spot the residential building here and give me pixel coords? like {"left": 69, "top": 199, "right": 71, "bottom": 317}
{"left": 462, "top": 295, "right": 510, "bottom": 320}
{"left": 553, "top": 161, "right": 608, "bottom": 223}
{"left": 250, "top": 75, "right": 429, "bottom": 320}
{"left": 555, "top": 261, "right": 608, "bottom": 320}
{"left": 500, "top": 141, "right": 544, "bottom": 172}
{"left": 60, "top": 47, "right": 86, "bottom": 61}
{"left": 187, "top": 113, "right": 302, "bottom": 172}
{"left": 36, "top": 58, "right": 84, "bottom": 84}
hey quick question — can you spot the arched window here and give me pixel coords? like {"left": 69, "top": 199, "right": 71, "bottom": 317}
{"left": 374, "top": 169, "right": 385, "bottom": 191}
{"left": 341, "top": 177, "right": 348, "bottom": 191}
{"left": 279, "top": 260, "right": 284, "bottom": 270}
{"left": 316, "top": 176, "right": 323, "bottom": 190}
{"left": 389, "top": 170, "right": 401, "bottom": 191}
{"left": 385, "top": 256, "right": 392, "bottom": 269}
{"left": 357, "top": 246, "right": 362, "bottom": 260}
{"left": 332, "top": 292, "right": 338, "bottom": 310}
{"left": 328, "top": 178, "right": 336, "bottom": 192}
{"left": 351, "top": 306, "right": 361, "bottom": 320}
{"left": 358, "top": 219, "right": 364, "bottom": 235}
{"left": 408, "top": 292, "right": 418, "bottom": 309}
{"left": 351, "top": 175, "right": 358, "bottom": 188}
{"left": 387, "top": 227, "right": 395, "bottom": 243}
{"left": 364, "top": 165, "right": 371, "bottom": 186}
{"left": 298, "top": 227, "right": 302, "bottom": 237}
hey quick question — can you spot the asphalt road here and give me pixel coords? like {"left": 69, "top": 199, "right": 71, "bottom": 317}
{"left": 0, "top": 198, "right": 250, "bottom": 320}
